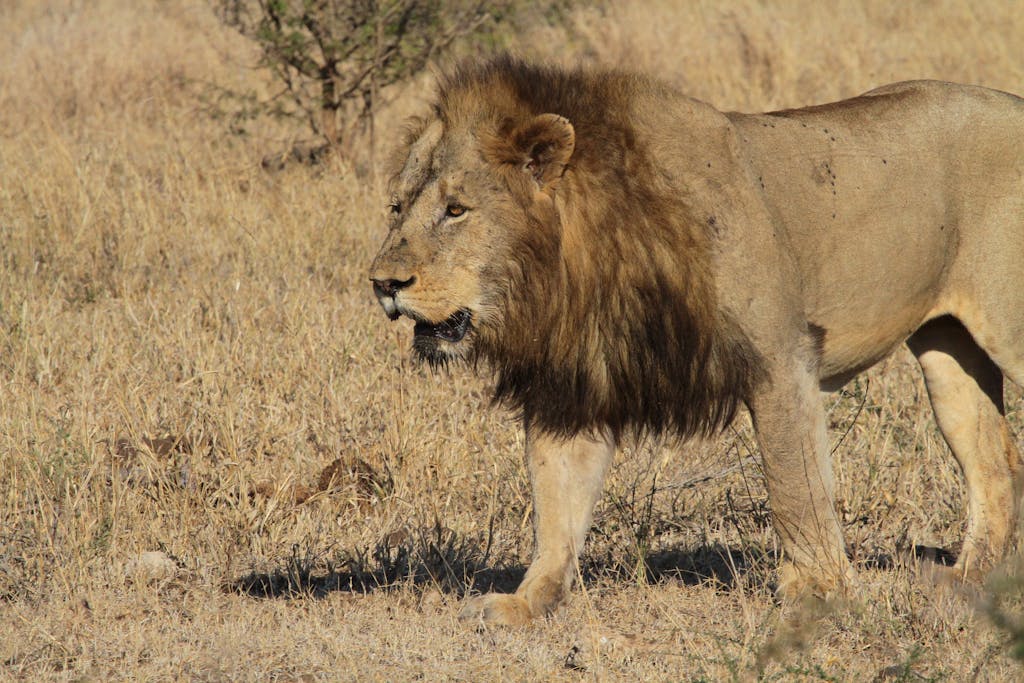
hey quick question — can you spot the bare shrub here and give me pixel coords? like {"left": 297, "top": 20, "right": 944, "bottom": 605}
{"left": 209, "top": 0, "right": 569, "bottom": 166}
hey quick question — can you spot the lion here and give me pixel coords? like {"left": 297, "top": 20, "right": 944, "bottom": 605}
{"left": 369, "top": 55, "right": 1024, "bottom": 625}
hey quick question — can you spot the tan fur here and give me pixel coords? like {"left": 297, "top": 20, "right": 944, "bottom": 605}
{"left": 370, "top": 56, "right": 1024, "bottom": 624}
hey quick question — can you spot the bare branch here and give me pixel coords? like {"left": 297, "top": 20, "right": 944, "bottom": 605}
{"left": 210, "top": 0, "right": 533, "bottom": 160}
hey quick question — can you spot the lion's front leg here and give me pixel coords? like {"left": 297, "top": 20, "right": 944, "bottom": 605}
{"left": 750, "top": 360, "right": 854, "bottom": 601}
{"left": 460, "top": 423, "right": 615, "bottom": 626}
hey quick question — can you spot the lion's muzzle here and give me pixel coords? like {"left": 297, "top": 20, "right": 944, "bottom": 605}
{"left": 371, "top": 276, "right": 415, "bottom": 320}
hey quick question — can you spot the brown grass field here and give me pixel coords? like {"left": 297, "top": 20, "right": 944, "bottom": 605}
{"left": 3, "top": 0, "right": 1024, "bottom": 680}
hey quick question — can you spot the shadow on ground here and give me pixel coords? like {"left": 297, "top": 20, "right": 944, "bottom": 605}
{"left": 641, "top": 543, "right": 772, "bottom": 589}
{"left": 226, "top": 533, "right": 776, "bottom": 600}
{"left": 225, "top": 521, "right": 965, "bottom": 601}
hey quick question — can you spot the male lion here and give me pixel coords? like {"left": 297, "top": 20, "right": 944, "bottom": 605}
{"left": 370, "top": 56, "right": 1024, "bottom": 625}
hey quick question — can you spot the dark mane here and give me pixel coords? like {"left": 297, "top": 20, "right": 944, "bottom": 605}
{"left": 437, "top": 56, "right": 766, "bottom": 439}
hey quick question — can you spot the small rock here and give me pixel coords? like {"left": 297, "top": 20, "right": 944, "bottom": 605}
{"left": 127, "top": 551, "right": 179, "bottom": 581}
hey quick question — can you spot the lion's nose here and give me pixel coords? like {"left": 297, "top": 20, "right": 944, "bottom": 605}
{"left": 371, "top": 276, "right": 416, "bottom": 299}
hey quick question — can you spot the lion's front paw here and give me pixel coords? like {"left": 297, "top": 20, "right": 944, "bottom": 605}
{"left": 458, "top": 593, "right": 533, "bottom": 626}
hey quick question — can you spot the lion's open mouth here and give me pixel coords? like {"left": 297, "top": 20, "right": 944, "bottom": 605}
{"left": 413, "top": 309, "right": 472, "bottom": 343}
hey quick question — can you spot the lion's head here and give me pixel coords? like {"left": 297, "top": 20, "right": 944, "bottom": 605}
{"left": 370, "top": 64, "right": 575, "bottom": 366}
{"left": 370, "top": 57, "right": 763, "bottom": 438}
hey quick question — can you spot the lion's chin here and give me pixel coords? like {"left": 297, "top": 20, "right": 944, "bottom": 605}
{"left": 410, "top": 309, "right": 474, "bottom": 366}
{"left": 413, "top": 309, "right": 472, "bottom": 343}
{"left": 411, "top": 335, "right": 465, "bottom": 366}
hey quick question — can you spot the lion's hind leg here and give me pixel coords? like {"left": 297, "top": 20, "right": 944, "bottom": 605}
{"left": 907, "top": 315, "right": 1024, "bottom": 579}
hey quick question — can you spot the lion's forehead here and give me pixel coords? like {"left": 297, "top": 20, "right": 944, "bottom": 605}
{"left": 397, "top": 132, "right": 483, "bottom": 201}
{"left": 393, "top": 119, "right": 443, "bottom": 192}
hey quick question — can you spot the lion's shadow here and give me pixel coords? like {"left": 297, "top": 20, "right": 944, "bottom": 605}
{"left": 225, "top": 538, "right": 963, "bottom": 600}
{"left": 225, "top": 540, "right": 775, "bottom": 600}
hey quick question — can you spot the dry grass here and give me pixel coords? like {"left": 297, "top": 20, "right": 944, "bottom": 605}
{"left": 2, "top": 0, "right": 1024, "bottom": 680}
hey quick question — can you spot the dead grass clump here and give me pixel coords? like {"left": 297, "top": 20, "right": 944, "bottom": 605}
{"left": 251, "top": 454, "right": 390, "bottom": 506}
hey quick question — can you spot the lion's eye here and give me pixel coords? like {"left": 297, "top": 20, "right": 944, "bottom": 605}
{"left": 445, "top": 204, "right": 467, "bottom": 218}
{"left": 389, "top": 201, "right": 401, "bottom": 215}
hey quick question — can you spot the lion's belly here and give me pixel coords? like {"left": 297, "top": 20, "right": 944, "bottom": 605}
{"left": 815, "top": 314, "right": 930, "bottom": 391}
{"left": 799, "top": 208, "right": 956, "bottom": 386}
{"left": 798, "top": 203, "right": 956, "bottom": 388}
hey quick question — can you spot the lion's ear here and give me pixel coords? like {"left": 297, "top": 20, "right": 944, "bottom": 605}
{"left": 513, "top": 113, "right": 575, "bottom": 187}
